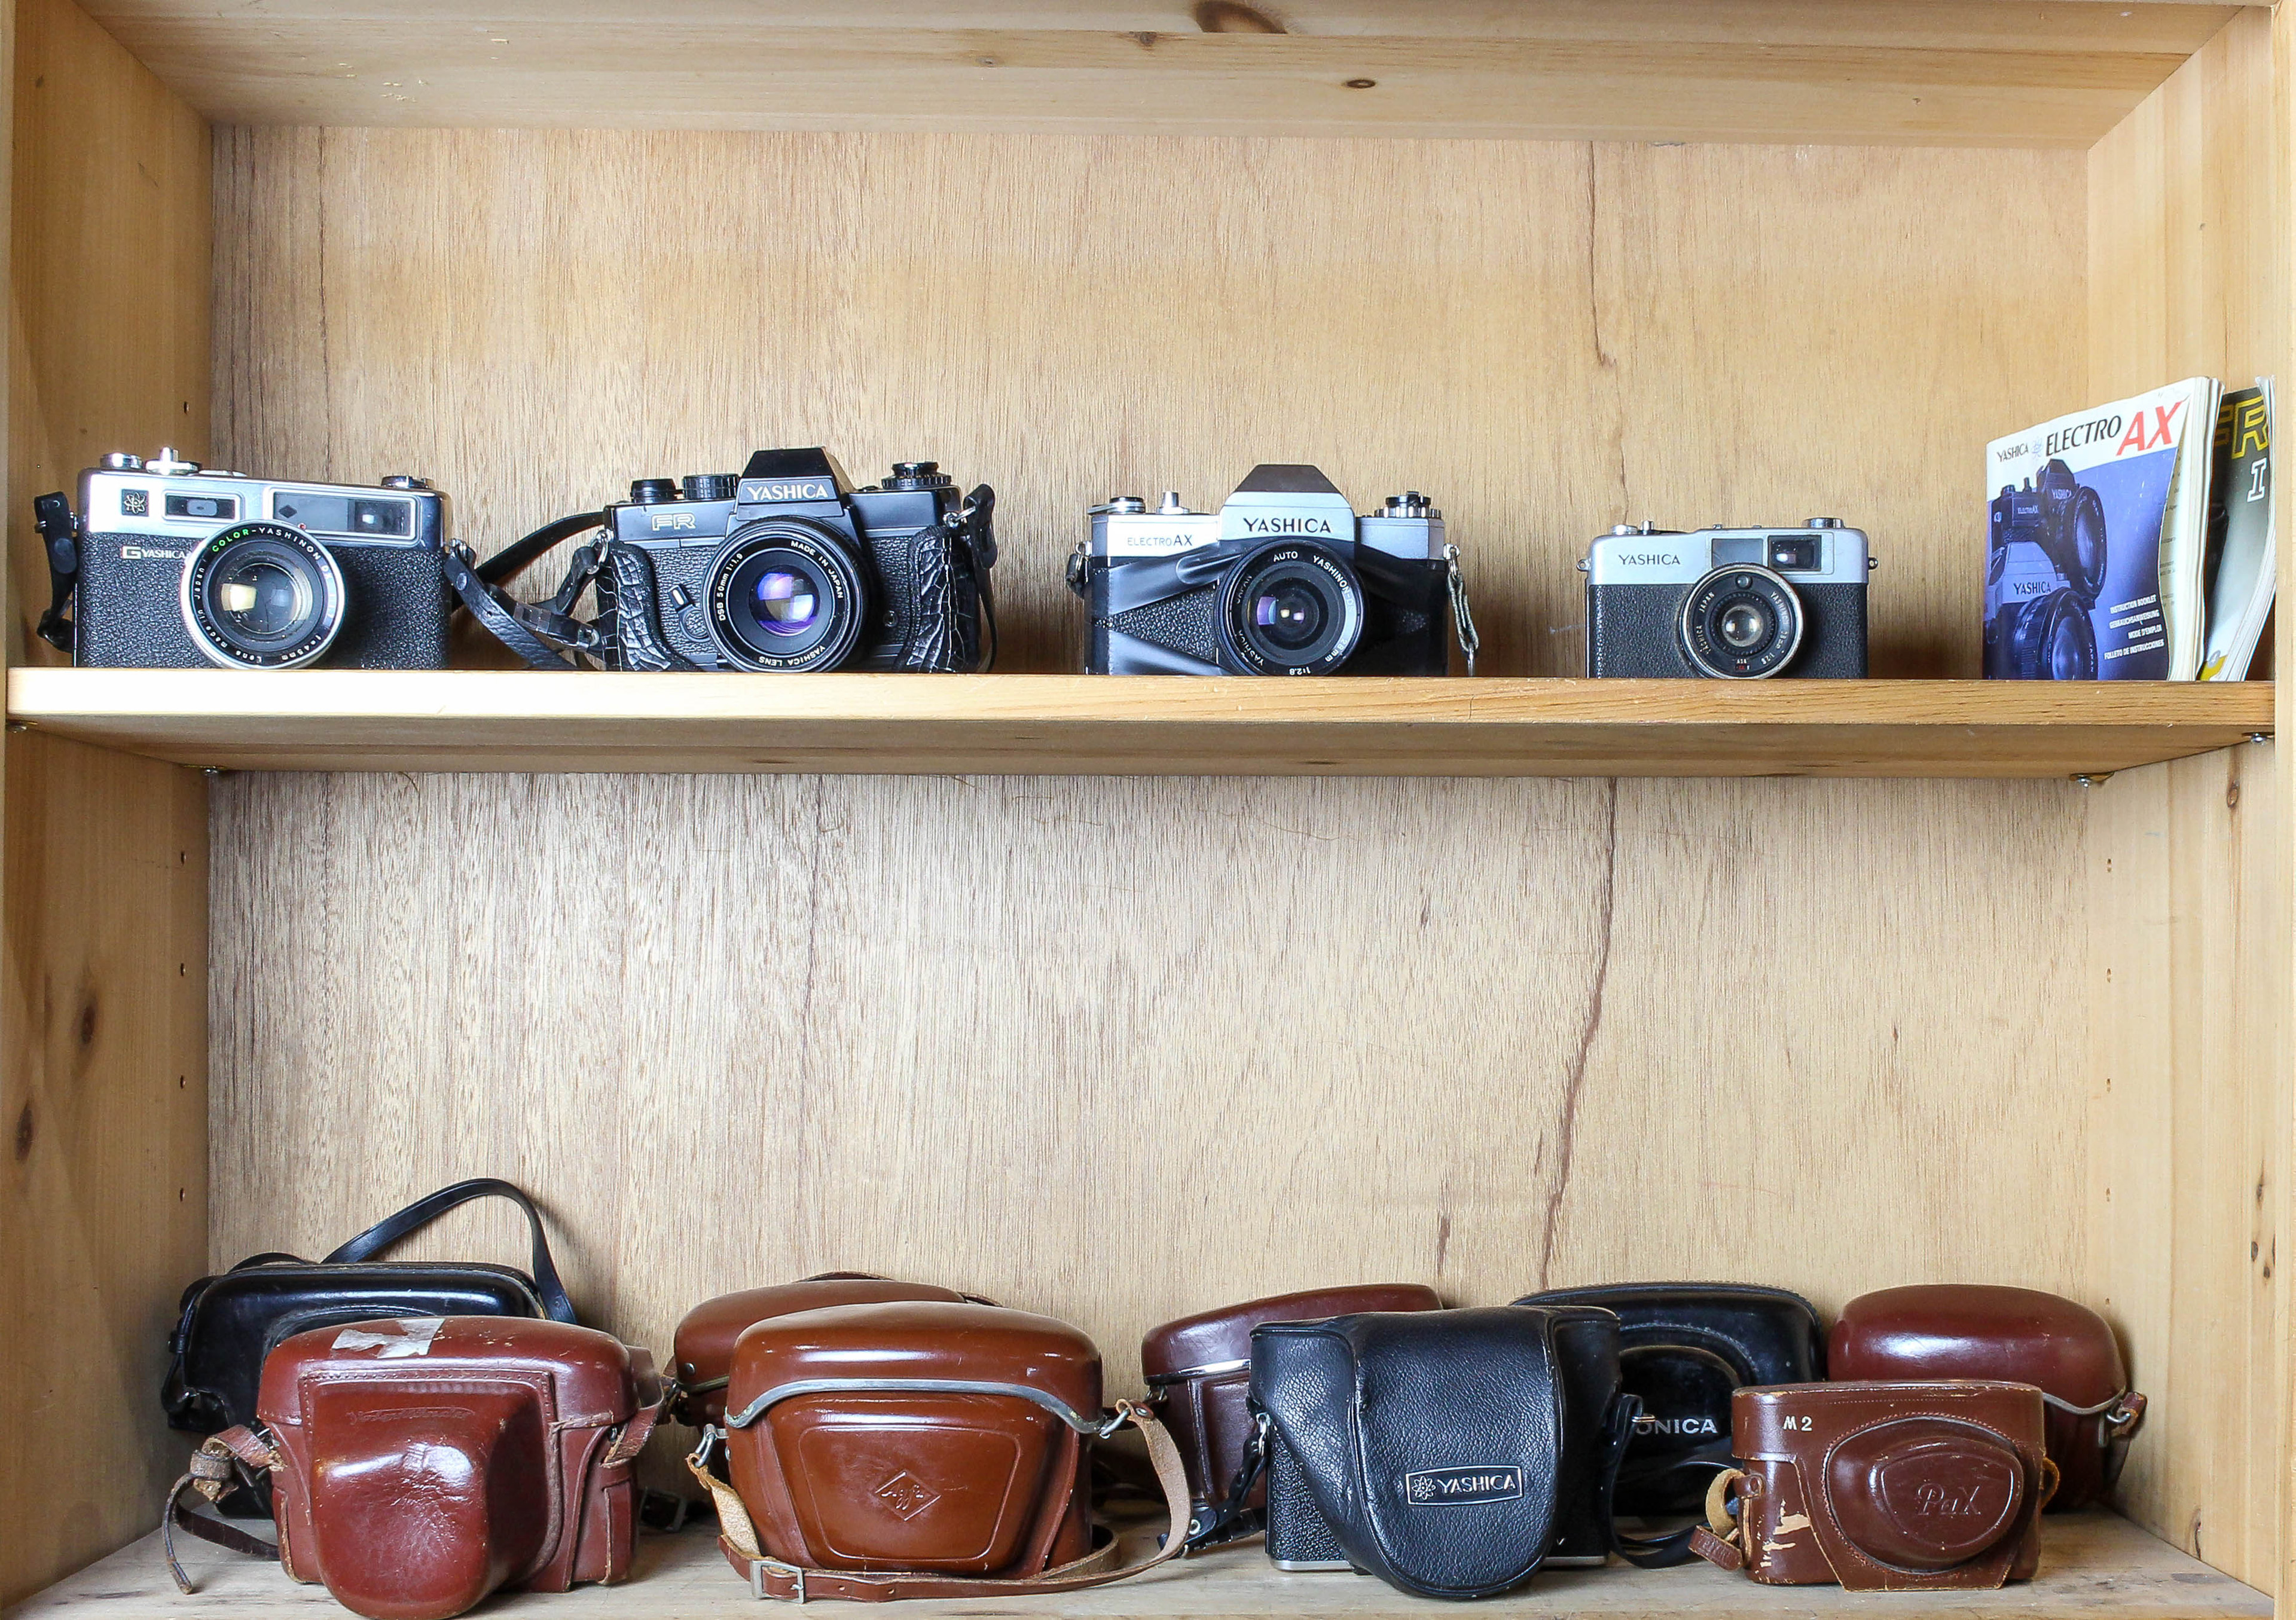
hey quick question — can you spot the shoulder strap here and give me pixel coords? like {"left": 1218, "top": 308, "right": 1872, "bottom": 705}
{"left": 165, "top": 1426, "right": 283, "bottom": 1592}
{"left": 1600, "top": 1394, "right": 1698, "bottom": 1568}
{"left": 688, "top": 1400, "right": 1191, "bottom": 1603}
{"left": 323, "top": 1178, "right": 576, "bottom": 1324}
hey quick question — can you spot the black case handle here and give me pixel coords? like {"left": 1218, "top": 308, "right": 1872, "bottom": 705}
{"left": 324, "top": 1177, "right": 576, "bottom": 1323}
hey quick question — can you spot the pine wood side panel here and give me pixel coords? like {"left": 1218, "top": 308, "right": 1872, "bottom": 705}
{"left": 8, "top": 0, "right": 208, "bottom": 668}
{"left": 0, "top": 733, "right": 206, "bottom": 1609}
{"left": 207, "top": 771, "right": 2091, "bottom": 1433}
{"left": 77, "top": 1, "right": 2243, "bottom": 147}
{"left": 210, "top": 130, "right": 2085, "bottom": 680}
{"left": 2082, "top": 7, "right": 2289, "bottom": 1590}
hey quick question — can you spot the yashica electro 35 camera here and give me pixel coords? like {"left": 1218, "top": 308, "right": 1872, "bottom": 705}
{"left": 590, "top": 448, "right": 996, "bottom": 673}
{"left": 1069, "top": 464, "right": 1474, "bottom": 677}
{"left": 35, "top": 449, "right": 451, "bottom": 669}
{"left": 1582, "top": 519, "right": 1871, "bottom": 678}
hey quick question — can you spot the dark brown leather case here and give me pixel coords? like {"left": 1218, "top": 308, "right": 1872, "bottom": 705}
{"left": 257, "top": 1315, "right": 663, "bottom": 1620}
{"left": 673, "top": 1275, "right": 974, "bottom": 1427}
{"left": 1830, "top": 1285, "right": 2144, "bottom": 1510}
{"left": 722, "top": 1300, "right": 1100, "bottom": 1576}
{"left": 1720, "top": 1381, "right": 2050, "bottom": 1591}
{"left": 1140, "top": 1283, "right": 1442, "bottom": 1530}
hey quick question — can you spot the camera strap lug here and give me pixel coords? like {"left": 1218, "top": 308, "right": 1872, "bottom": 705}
{"left": 1445, "top": 542, "right": 1479, "bottom": 677}
{"left": 32, "top": 491, "right": 81, "bottom": 653}
{"left": 1183, "top": 1404, "right": 1272, "bottom": 1553}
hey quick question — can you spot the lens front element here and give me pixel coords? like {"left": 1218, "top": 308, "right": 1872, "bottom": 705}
{"left": 179, "top": 522, "right": 348, "bottom": 669}
{"left": 1678, "top": 565, "right": 1804, "bottom": 678}
{"left": 1220, "top": 543, "right": 1365, "bottom": 675}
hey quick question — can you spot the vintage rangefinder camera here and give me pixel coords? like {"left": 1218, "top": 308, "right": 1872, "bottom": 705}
{"left": 1986, "top": 459, "right": 2107, "bottom": 680}
{"left": 1582, "top": 519, "right": 1870, "bottom": 678}
{"left": 35, "top": 450, "right": 450, "bottom": 669}
{"left": 1069, "top": 464, "right": 1472, "bottom": 676}
{"left": 591, "top": 448, "right": 996, "bottom": 673}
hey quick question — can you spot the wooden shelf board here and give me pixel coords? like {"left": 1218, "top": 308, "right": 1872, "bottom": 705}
{"left": 4, "top": 670, "right": 2274, "bottom": 778}
{"left": 77, "top": 1, "right": 2248, "bottom": 147}
{"left": 12, "top": 1511, "right": 2269, "bottom": 1619}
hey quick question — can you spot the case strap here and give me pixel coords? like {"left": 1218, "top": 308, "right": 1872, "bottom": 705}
{"left": 324, "top": 1177, "right": 577, "bottom": 1324}
{"left": 688, "top": 1399, "right": 1192, "bottom": 1603}
{"left": 164, "top": 1426, "right": 282, "bottom": 1591}
{"left": 1601, "top": 1394, "right": 1697, "bottom": 1569}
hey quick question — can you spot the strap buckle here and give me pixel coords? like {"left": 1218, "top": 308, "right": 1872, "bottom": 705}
{"left": 1445, "top": 543, "right": 1479, "bottom": 676}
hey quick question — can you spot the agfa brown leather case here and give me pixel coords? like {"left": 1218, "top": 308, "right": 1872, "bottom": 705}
{"left": 255, "top": 1316, "right": 662, "bottom": 1620}
{"left": 1698, "top": 1380, "right": 2051, "bottom": 1592}
{"left": 673, "top": 1274, "right": 978, "bottom": 1427}
{"left": 720, "top": 1300, "right": 1100, "bottom": 1579}
{"left": 1830, "top": 1284, "right": 2145, "bottom": 1511}
{"left": 1141, "top": 1283, "right": 1442, "bottom": 1535}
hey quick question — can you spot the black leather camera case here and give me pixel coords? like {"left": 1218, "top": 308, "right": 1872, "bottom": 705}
{"left": 1250, "top": 1306, "right": 1623, "bottom": 1599}
{"left": 1516, "top": 1282, "right": 1824, "bottom": 1517}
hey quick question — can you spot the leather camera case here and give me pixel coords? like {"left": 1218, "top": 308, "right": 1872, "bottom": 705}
{"left": 1249, "top": 1305, "right": 1623, "bottom": 1599}
{"left": 1518, "top": 1282, "right": 1824, "bottom": 1517}
{"left": 1830, "top": 1284, "right": 2144, "bottom": 1511}
{"left": 1141, "top": 1283, "right": 1441, "bottom": 1538}
{"left": 1709, "top": 1381, "right": 2050, "bottom": 1591}
{"left": 673, "top": 1274, "right": 981, "bottom": 1428}
{"left": 256, "top": 1315, "right": 662, "bottom": 1620}
{"left": 720, "top": 1300, "right": 1100, "bottom": 1579}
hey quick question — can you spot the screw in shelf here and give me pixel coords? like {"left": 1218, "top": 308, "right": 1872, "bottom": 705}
{"left": 2248, "top": 732, "right": 2271, "bottom": 744}
{"left": 2074, "top": 772, "right": 2115, "bottom": 787}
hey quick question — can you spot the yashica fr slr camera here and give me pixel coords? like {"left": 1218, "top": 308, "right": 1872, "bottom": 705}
{"left": 35, "top": 450, "right": 450, "bottom": 669}
{"left": 1582, "top": 519, "right": 1871, "bottom": 678}
{"left": 1068, "top": 464, "right": 1474, "bottom": 676}
{"left": 590, "top": 448, "right": 996, "bottom": 673}
{"left": 1986, "top": 459, "right": 2108, "bottom": 680}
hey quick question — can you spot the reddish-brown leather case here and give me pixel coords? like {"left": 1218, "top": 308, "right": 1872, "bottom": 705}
{"left": 256, "top": 1315, "right": 663, "bottom": 1620}
{"left": 1830, "top": 1285, "right": 2145, "bottom": 1510}
{"left": 1706, "top": 1381, "right": 2051, "bottom": 1592}
{"left": 1140, "top": 1283, "right": 1442, "bottom": 1532}
{"left": 720, "top": 1300, "right": 1100, "bottom": 1578}
{"left": 673, "top": 1275, "right": 976, "bottom": 1427}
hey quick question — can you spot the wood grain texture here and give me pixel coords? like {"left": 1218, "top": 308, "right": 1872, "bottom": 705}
{"left": 19, "top": 1511, "right": 2270, "bottom": 1620}
{"left": 6, "top": 669, "right": 2276, "bottom": 778}
{"left": 207, "top": 768, "right": 2092, "bottom": 1445}
{"left": 8, "top": 0, "right": 209, "bottom": 668}
{"left": 210, "top": 129, "right": 2089, "bottom": 681}
{"left": 78, "top": 1, "right": 2244, "bottom": 147}
{"left": 0, "top": 733, "right": 207, "bottom": 1609}
{"left": 2080, "top": 9, "right": 2291, "bottom": 1592}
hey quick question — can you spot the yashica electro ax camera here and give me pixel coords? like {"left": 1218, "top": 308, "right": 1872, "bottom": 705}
{"left": 1582, "top": 519, "right": 1871, "bottom": 678}
{"left": 1068, "top": 464, "right": 1474, "bottom": 677}
{"left": 591, "top": 448, "right": 996, "bottom": 673}
{"left": 35, "top": 449, "right": 451, "bottom": 669}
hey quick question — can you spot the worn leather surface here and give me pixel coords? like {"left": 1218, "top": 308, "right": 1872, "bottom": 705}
{"left": 724, "top": 1300, "right": 1098, "bottom": 1577}
{"left": 1249, "top": 1305, "right": 1620, "bottom": 1598}
{"left": 1519, "top": 1282, "right": 1824, "bottom": 1516}
{"left": 674, "top": 1277, "right": 970, "bottom": 1427}
{"left": 1141, "top": 1283, "right": 1442, "bottom": 1520}
{"left": 258, "top": 1316, "right": 660, "bottom": 1619}
{"left": 1831, "top": 1285, "right": 2136, "bottom": 1510}
{"left": 1729, "top": 1380, "right": 2048, "bottom": 1591}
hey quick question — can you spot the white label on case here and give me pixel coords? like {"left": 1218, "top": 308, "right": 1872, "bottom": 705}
{"left": 333, "top": 1316, "right": 445, "bottom": 1358}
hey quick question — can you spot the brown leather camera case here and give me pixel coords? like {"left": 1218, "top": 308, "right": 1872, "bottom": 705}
{"left": 673, "top": 1275, "right": 975, "bottom": 1427}
{"left": 1830, "top": 1284, "right": 2145, "bottom": 1511}
{"left": 1141, "top": 1283, "right": 1442, "bottom": 1529}
{"left": 1697, "top": 1381, "right": 2051, "bottom": 1592}
{"left": 248, "top": 1316, "right": 662, "bottom": 1620}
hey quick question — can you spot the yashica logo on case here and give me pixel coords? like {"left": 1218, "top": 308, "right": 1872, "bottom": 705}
{"left": 1404, "top": 1466, "right": 1523, "bottom": 1505}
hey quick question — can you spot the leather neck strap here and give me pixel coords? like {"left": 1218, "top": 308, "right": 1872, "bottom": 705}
{"left": 324, "top": 1177, "right": 577, "bottom": 1323}
{"left": 686, "top": 1399, "right": 1193, "bottom": 1603}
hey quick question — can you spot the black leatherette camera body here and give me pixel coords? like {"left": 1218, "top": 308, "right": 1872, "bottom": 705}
{"left": 1516, "top": 1282, "right": 1825, "bottom": 1517}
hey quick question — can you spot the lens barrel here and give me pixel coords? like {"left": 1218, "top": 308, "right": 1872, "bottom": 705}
{"left": 178, "top": 522, "right": 349, "bottom": 670}
{"left": 704, "top": 519, "right": 868, "bottom": 672}
{"left": 1217, "top": 541, "right": 1366, "bottom": 675}
{"left": 1677, "top": 564, "right": 1803, "bottom": 678}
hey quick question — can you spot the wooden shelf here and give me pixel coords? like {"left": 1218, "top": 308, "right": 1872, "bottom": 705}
{"left": 14, "top": 1511, "right": 2269, "bottom": 1619}
{"left": 5, "top": 670, "right": 2273, "bottom": 780}
{"left": 74, "top": 1, "right": 2251, "bottom": 148}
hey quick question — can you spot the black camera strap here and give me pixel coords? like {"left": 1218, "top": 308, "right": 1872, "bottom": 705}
{"left": 443, "top": 511, "right": 612, "bottom": 671}
{"left": 32, "top": 491, "right": 81, "bottom": 653}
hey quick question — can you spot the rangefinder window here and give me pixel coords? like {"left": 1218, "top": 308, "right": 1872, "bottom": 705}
{"left": 273, "top": 492, "right": 413, "bottom": 538}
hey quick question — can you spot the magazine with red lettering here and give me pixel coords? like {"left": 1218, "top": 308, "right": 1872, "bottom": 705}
{"left": 1984, "top": 376, "right": 2219, "bottom": 680}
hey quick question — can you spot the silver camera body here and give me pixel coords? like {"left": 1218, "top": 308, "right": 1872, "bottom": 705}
{"left": 1581, "top": 519, "right": 1871, "bottom": 679}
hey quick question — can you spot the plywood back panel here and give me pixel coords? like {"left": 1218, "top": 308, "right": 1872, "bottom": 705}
{"left": 212, "top": 129, "right": 2087, "bottom": 680}
{"left": 209, "top": 769, "right": 2092, "bottom": 1462}
{"left": 2083, "top": 6, "right": 2289, "bottom": 1591}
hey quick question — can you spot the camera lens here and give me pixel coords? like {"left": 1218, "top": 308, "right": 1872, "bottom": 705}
{"left": 1677, "top": 565, "right": 1803, "bottom": 678}
{"left": 1219, "top": 542, "right": 1364, "bottom": 675}
{"left": 706, "top": 521, "right": 868, "bottom": 672}
{"left": 179, "top": 522, "right": 347, "bottom": 670}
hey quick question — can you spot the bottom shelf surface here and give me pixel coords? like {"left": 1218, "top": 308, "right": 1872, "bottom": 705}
{"left": 9, "top": 1511, "right": 2270, "bottom": 1619}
